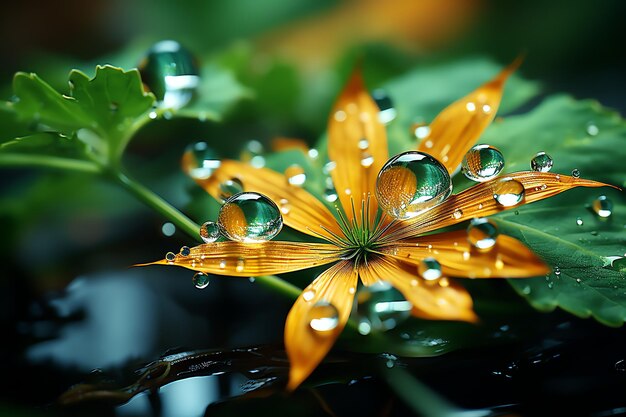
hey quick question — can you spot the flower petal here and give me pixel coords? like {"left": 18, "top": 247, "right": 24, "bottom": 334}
{"left": 359, "top": 256, "right": 477, "bottom": 322}
{"left": 194, "top": 160, "right": 344, "bottom": 241}
{"left": 142, "top": 241, "right": 341, "bottom": 277}
{"left": 387, "top": 172, "right": 613, "bottom": 240}
{"left": 285, "top": 260, "right": 357, "bottom": 390}
{"left": 380, "top": 230, "right": 550, "bottom": 278}
{"left": 327, "top": 67, "right": 389, "bottom": 223}
{"left": 417, "top": 58, "right": 521, "bottom": 173}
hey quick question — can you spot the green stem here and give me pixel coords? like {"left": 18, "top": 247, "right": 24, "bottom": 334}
{"left": 112, "top": 171, "right": 200, "bottom": 238}
{"left": 0, "top": 153, "right": 101, "bottom": 173}
{"left": 255, "top": 275, "right": 302, "bottom": 299}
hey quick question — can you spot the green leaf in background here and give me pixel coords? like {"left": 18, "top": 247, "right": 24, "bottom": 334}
{"left": 477, "top": 96, "right": 626, "bottom": 326}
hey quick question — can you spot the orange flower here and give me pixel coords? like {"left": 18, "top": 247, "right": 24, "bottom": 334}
{"left": 146, "top": 62, "right": 610, "bottom": 390}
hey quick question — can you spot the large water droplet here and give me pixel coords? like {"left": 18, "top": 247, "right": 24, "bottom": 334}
{"left": 530, "top": 151, "right": 553, "bottom": 172}
{"left": 376, "top": 151, "right": 452, "bottom": 220}
{"left": 418, "top": 258, "right": 442, "bottom": 280}
{"left": 192, "top": 272, "right": 210, "bottom": 289}
{"left": 467, "top": 218, "right": 499, "bottom": 250}
{"left": 217, "top": 192, "right": 283, "bottom": 243}
{"left": 461, "top": 144, "right": 505, "bottom": 182}
{"left": 285, "top": 165, "right": 306, "bottom": 186}
{"left": 356, "top": 282, "right": 411, "bottom": 332}
{"left": 493, "top": 178, "right": 525, "bottom": 207}
{"left": 218, "top": 178, "right": 244, "bottom": 202}
{"left": 372, "top": 89, "right": 397, "bottom": 124}
{"left": 307, "top": 301, "right": 339, "bottom": 332}
{"left": 199, "top": 221, "right": 220, "bottom": 243}
{"left": 592, "top": 195, "right": 612, "bottom": 218}
{"left": 181, "top": 142, "right": 221, "bottom": 180}
{"left": 139, "top": 40, "right": 200, "bottom": 109}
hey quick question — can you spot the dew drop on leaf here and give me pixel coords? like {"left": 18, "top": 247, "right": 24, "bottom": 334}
{"left": 530, "top": 151, "right": 553, "bottom": 172}
{"left": 217, "top": 192, "right": 283, "bottom": 243}
{"left": 192, "top": 272, "right": 210, "bottom": 289}
{"left": 467, "top": 218, "right": 499, "bottom": 250}
{"left": 493, "top": 178, "right": 525, "bottom": 207}
{"left": 461, "top": 144, "right": 505, "bottom": 182}
{"left": 376, "top": 151, "right": 452, "bottom": 220}
{"left": 592, "top": 195, "right": 613, "bottom": 218}
{"left": 199, "top": 221, "right": 220, "bottom": 243}
{"left": 576, "top": 217, "right": 584, "bottom": 226}
{"left": 307, "top": 301, "right": 339, "bottom": 332}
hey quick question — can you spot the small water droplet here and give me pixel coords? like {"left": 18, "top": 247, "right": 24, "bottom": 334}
{"left": 586, "top": 122, "right": 599, "bottom": 136}
{"left": 285, "top": 165, "right": 306, "bottom": 186}
{"left": 308, "top": 301, "right": 339, "bottom": 332}
{"left": 438, "top": 277, "right": 450, "bottom": 287}
{"left": 482, "top": 104, "right": 492, "bottom": 114}
{"left": 248, "top": 277, "right": 255, "bottom": 283}
{"left": 376, "top": 151, "right": 452, "bottom": 220}
{"left": 547, "top": 282, "right": 554, "bottom": 289}
{"left": 554, "top": 267, "right": 561, "bottom": 276}
{"left": 576, "top": 217, "right": 584, "bottom": 226}
{"left": 219, "top": 259, "right": 226, "bottom": 269}
{"left": 413, "top": 123, "right": 431, "bottom": 140}
{"left": 192, "top": 272, "right": 210, "bottom": 289}
{"left": 279, "top": 198, "right": 290, "bottom": 215}
{"left": 334, "top": 110, "right": 347, "bottom": 122}
{"left": 462, "top": 144, "right": 505, "bottom": 182}
{"left": 149, "top": 111, "right": 158, "bottom": 119}
{"left": 161, "top": 222, "right": 176, "bottom": 236}
{"left": 165, "top": 252, "right": 176, "bottom": 262}
{"left": 180, "top": 246, "right": 191, "bottom": 256}
{"left": 308, "top": 148, "right": 319, "bottom": 159}
{"left": 324, "top": 186, "right": 338, "bottom": 203}
{"left": 236, "top": 258, "right": 245, "bottom": 272}
{"left": 418, "top": 257, "right": 442, "bottom": 280}
{"left": 452, "top": 209, "right": 463, "bottom": 219}
{"left": 217, "top": 192, "right": 283, "bottom": 243}
{"left": 182, "top": 142, "right": 221, "bottom": 180}
{"left": 467, "top": 218, "right": 499, "bottom": 250}
{"left": 530, "top": 151, "right": 553, "bottom": 172}
{"left": 493, "top": 178, "right": 525, "bottom": 207}
{"left": 303, "top": 289, "right": 315, "bottom": 302}
{"left": 323, "top": 161, "right": 337, "bottom": 174}
{"left": 360, "top": 152, "right": 374, "bottom": 167}
{"left": 358, "top": 138, "right": 369, "bottom": 150}
{"left": 356, "top": 282, "right": 411, "bottom": 332}
{"left": 571, "top": 168, "right": 580, "bottom": 178}
{"left": 218, "top": 178, "right": 244, "bottom": 201}
{"left": 576, "top": 278, "right": 582, "bottom": 283}
{"left": 466, "top": 102, "right": 476, "bottom": 112}
{"left": 199, "top": 221, "right": 220, "bottom": 243}
{"left": 372, "top": 89, "right": 397, "bottom": 124}
{"left": 590, "top": 230, "right": 599, "bottom": 236}
{"left": 522, "top": 285, "right": 531, "bottom": 295}
{"left": 592, "top": 195, "right": 613, "bottom": 218}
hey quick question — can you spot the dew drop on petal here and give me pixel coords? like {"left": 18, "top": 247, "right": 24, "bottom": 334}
{"left": 530, "top": 151, "right": 553, "bottom": 172}
{"left": 165, "top": 252, "right": 176, "bottom": 262}
{"left": 467, "top": 218, "right": 499, "bottom": 250}
{"left": 376, "top": 151, "right": 452, "bottom": 220}
{"left": 461, "top": 144, "right": 505, "bottom": 182}
{"left": 418, "top": 257, "right": 442, "bottom": 280}
{"left": 218, "top": 178, "right": 244, "bottom": 202}
{"left": 199, "top": 221, "right": 220, "bottom": 243}
{"left": 356, "top": 282, "right": 411, "bottom": 332}
{"left": 592, "top": 195, "right": 613, "bottom": 218}
{"left": 279, "top": 198, "right": 290, "bottom": 215}
{"left": 303, "top": 289, "right": 315, "bottom": 302}
{"left": 182, "top": 142, "right": 221, "bottom": 180}
{"left": 192, "top": 272, "right": 210, "bottom": 289}
{"left": 452, "top": 209, "right": 463, "bottom": 219}
{"left": 179, "top": 246, "right": 191, "bottom": 256}
{"left": 493, "top": 178, "right": 525, "bottom": 207}
{"left": 360, "top": 152, "right": 374, "bottom": 167}
{"left": 139, "top": 40, "right": 200, "bottom": 109}
{"left": 358, "top": 138, "right": 370, "bottom": 150}
{"left": 218, "top": 192, "right": 283, "bottom": 243}
{"left": 285, "top": 165, "right": 306, "bottom": 186}
{"left": 307, "top": 301, "right": 339, "bottom": 332}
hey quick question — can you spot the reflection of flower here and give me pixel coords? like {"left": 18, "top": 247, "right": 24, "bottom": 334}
{"left": 148, "top": 63, "right": 609, "bottom": 390}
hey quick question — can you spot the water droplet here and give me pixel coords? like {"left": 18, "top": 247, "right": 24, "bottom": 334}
{"left": 372, "top": 89, "right": 397, "bottom": 124}
{"left": 285, "top": 165, "right": 306, "bottom": 186}
{"left": 547, "top": 282, "right": 554, "bottom": 289}
{"left": 609, "top": 257, "right": 626, "bottom": 272}
{"left": 418, "top": 258, "right": 442, "bottom": 280}
{"left": 358, "top": 138, "right": 370, "bottom": 150}
{"left": 217, "top": 192, "right": 283, "bottom": 243}
{"left": 522, "top": 285, "right": 531, "bottom": 295}
{"left": 376, "top": 151, "right": 452, "bottom": 220}
{"left": 592, "top": 195, "right": 613, "bottom": 218}
{"left": 240, "top": 140, "right": 265, "bottom": 166}
{"left": 586, "top": 122, "right": 599, "bottom": 136}
{"left": 554, "top": 266, "right": 561, "bottom": 276}
{"left": 236, "top": 258, "right": 245, "bottom": 272}
{"left": 180, "top": 246, "right": 191, "bottom": 256}
{"left": 308, "top": 148, "right": 319, "bottom": 159}
{"left": 324, "top": 186, "right": 338, "bottom": 203}
{"left": 279, "top": 198, "right": 290, "bottom": 215}
{"left": 360, "top": 152, "right": 374, "bottom": 167}
{"left": 139, "top": 40, "right": 200, "bottom": 109}
{"left": 467, "top": 218, "right": 499, "bottom": 250}
{"left": 461, "top": 144, "right": 505, "bottom": 182}
{"left": 307, "top": 301, "right": 339, "bottom": 332}
{"left": 590, "top": 230, "right": 599, "bottom": 236}
{"left": 192, "top": 272, "right": 210, "bottom": 289}
{"left": 571, "top": 168, "right": 581, "bottom": 178}
{"left": 218, "top": 178, "right": 244, "bottom": 201}
{"left": 323, "top": 161, "right": 336, "bottom": 174}
{"left": 303, "top": 289, "right": 315, "bottom": 302}
{"left": 482, "top": 104, "right": 492, "bottom": 114}
{"left": 165, "top": 252, "right": 176, "bottom": 262}
{"left": 576, "top": 278, "right": 582, "bottom": 284}
{"left": 334, "top": 110, "right": 347, "bottom": 122}
{"left": 452, "top": 209, "right": 463, "bottom": 219}
{"left": 412, "top": 122, "right": 431, "bottom": 140}
{"left": 199, "top": 221, "right": 220, "bottom": 243}
{"left": 161, "top": 222, "right": 176, "bottom": 236}
{"left": 181, "top": 142, "right": 221, "bottom": 180}
{"left": 530, "top": 151, "right": 553, "bottom": 172}
{"left": 576, "top": 217, "right": 584, "bottom": 226}
{"left": 149, "top": 110, "right": 158, "bottom": 119}
{"left": 466, "top": 102, "right": 476, "bottom": 112}
{"left": 493, "top": 178, "right": 525, "bottom": 207}
{"left": 356, "top": 282, "right": 411, "bottom": 332}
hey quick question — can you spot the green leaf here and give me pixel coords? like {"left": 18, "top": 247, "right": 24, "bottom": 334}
{"left": 478, "top": 96, "right": 626, "bottom": 326}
